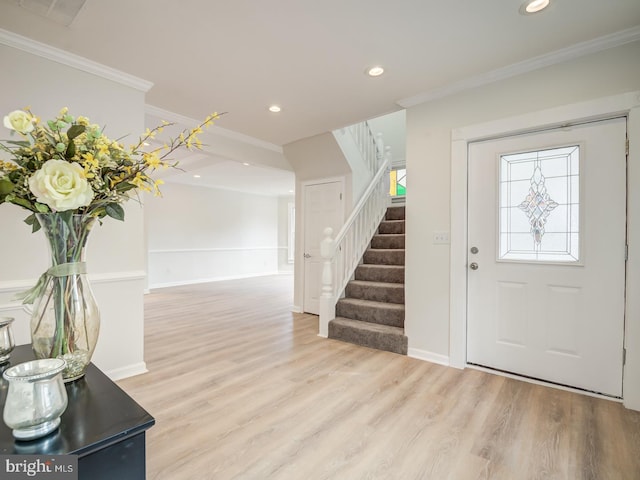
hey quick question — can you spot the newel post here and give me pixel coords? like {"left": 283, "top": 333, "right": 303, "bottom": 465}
{"left": 318, "top": 227, "right": 335, "bottom": 338}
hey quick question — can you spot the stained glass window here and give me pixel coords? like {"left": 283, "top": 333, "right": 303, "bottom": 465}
{"left": 390, "top": 168, "right": 406, "bottom": 197}
{"left": 499, "top": 146, "right": 580, "bottom": 263}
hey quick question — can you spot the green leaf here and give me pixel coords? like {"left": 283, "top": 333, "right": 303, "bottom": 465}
{"left": 67, "top": 124, "right": 85, "bottom": 140}
{"left": 34, "top": 202, "right": 49, "bottom": 213}
{"left": 105, "top": 203, "right": 125, "bottom": 221}
{"left": 8, "top": 196, "right": 33, "bottom": 210}
{"left": 65, "top": 140, "right": 76, "bottom": 159}
{"left": 4, "top": 140, "right": 31, "bottom": 147}
{"left": 114, "top": 182, "right": 136, "bottom": 193}
{"left": 58, "top": 210, "right": 73, "bottom": 224}
{"left": 24, "top": 213, "right": 41, "bottom": 233}
{"left": 0, "top": 177, "right": 14, "bottom": 195}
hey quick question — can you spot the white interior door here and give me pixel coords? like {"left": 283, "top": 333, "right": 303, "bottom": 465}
{"left": 467, "top": 117, "right": 627, "bottom": 397}
{"left": 303, "top": 180, "right": 343, "bottom": 314}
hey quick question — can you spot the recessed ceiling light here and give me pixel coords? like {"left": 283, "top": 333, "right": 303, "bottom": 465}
{"left": 268, "top": 105, "right": 281, "bottom": 113}
{"left": 242, "top": 162, "right": 250, "bottom": 166}
{"left": 520, "top": 0, "right": 550, "bottom": 14}
{"left": 367, "top": 66, "right": 385, "bottom": 77}
{"left": 193, "top": 174, "right": 201, "bottom": 178}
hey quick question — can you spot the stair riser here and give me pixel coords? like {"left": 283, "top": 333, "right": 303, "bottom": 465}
{"left": 378, "top": 221, "right": 405, "bottom": 234}
{"left": 371, "top": 235, "right": 405, "bottom": 249}
{"left": 345, "top": 283, "right": 404, "bottom": 304}
{"left": 363, "top": 250, "right": 405, "bottom": 265}
{"left": 355, "top": 266, "right": 404, "bottom": 284}
{"left": 385, "top": 206, "right": 406, "bottom": 221}
{"left": 336, "top": 302, "right": 404, "bottom": 327}
{"left": 329, "top": 322, "right": 408, "bottom": 355}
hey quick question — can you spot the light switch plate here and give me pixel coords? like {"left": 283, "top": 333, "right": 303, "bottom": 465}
{"left": 433, "top": 231, "right": 450, "bottom": 244}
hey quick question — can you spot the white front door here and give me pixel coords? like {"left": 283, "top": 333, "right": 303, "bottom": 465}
{"left": 467, "top": 117, "right": 627, "bottom": 397}
{"left": 302, "top": 180, "right": 343, "bottom": 314}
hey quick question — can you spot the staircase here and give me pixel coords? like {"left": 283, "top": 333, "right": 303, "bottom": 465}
{"left": 328, "top": 205, "right": 407, "bottom": 355}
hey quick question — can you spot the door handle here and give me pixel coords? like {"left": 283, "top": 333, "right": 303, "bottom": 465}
{"left": 304, "top": 253, "right": 311, "bottom": 258}
{"left": 469, "top": 262, "right": 479, "bottom": 270}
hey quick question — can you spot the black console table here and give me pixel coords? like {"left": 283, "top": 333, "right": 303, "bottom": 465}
{"left": 0, "top": 345, "right": 155, "bottom": 479}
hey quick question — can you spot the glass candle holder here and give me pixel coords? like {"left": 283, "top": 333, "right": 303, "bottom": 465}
{"left": 0, "top": 317, "right": 15, "bottom": 364}
{"left": 2, "top": 358, "right": 68, "bottom": 440}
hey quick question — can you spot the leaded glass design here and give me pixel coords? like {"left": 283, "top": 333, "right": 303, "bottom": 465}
{"left": 499, "top": 146, "right": 580, "bottom": 262}
{"left": 518, "top": 165, "right": 559, "bottom": 244}
{"left": 389, "top": 168, "right": 406, "bottom": 196}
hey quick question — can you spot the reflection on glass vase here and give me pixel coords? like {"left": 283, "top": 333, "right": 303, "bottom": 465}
{"left": 28, "top": 213, "right": 100, "bottom": 382}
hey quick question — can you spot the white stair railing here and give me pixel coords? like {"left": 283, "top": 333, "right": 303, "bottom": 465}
{"left": 318, "top": 146, "right": 391, "bottom": 337}
{"left": 347, "top": 121, "right": 385, "bottom": 176}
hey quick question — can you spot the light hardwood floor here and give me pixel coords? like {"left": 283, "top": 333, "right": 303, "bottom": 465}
{"left": 118, "top": 275, "right": 640, "bottom": 480}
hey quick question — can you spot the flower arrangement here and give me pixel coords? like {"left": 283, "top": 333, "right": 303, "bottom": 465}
{"left": 0, "top": 107, "right": 221, "bottom": 379}
{"left": 0, "top": 107, "right": 221, "bottom": 230}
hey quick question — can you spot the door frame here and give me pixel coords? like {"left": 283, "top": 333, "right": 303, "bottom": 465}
{"left": 299, "top": 176, "right": 345, "bottom": 314}
{"left": 449, "top": 91, "right": 640, "bottom": 410}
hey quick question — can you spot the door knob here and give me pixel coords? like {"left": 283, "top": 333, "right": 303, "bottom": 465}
{"left": 469, "top": 262, "right": 479, "bottom": 270}
{"left": 304, "top": 253, "right": 311, "bottom": 258}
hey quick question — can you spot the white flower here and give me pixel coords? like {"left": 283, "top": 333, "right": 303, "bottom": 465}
{"left": 3, "top": 110, "right": 34, "bottom": 134}
{"left": 28, "top": 159, "right": 94, "bottom": 212}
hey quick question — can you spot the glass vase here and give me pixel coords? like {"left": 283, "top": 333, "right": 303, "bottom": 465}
{"left": 30, "top": 213, "right": 100, "bottom": 382}
{"left": 3, "top": 358, "right": 68, "bottom": 440}
{"left": 0, "top": 317, "right": 15, "bottom": 364}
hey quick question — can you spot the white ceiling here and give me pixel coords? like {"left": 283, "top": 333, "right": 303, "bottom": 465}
{"left": 1, "top": 0, "right": 639, "bottom": 195}
{"left": 163, "top": 152, "right": 296, "bottom": 197}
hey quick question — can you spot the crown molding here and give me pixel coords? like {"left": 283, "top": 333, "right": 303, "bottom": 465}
{"left": 397, "top": 26, "right": 640, "bottom": 109}
{"left": 0, "top": 28, "right": 153, "bottom": 92}
{"left": 145, "top": 104, "right": 283, "bottom": 153}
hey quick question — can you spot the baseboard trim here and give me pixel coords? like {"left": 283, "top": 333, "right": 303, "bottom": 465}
{"left": 106, "top": 362, "right": 148, "bottom": 381}
{"left": 408, "top": 348, "right": 450, "bottom": 367}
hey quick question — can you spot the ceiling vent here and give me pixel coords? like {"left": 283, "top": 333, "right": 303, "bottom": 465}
{"left": 11, "top": 0, "right": 87, "bottom": 26}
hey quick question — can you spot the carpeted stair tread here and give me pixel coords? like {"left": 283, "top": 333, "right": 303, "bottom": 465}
{"left": 345, "top": 280, "right": 405, "bottom": 304}
{"left": 371, "top": 234, "right": 405, "bottom": 249}
{"left": 336, "top": 298, "right": 404, "bottom": 327}
{"left": 329, "top": 317, "right": 408, "bottom": 355}
{"left": 378, "top": 220, "right": 405, "bottom": 234}
{"left": 363, "top": 248, "right": 405, "bottom": 265}
{"left": 355, "top": 264, "right": 405, "bottom": 283}
{"left": 385, "top": 206, "right": 406, "bottom": 221}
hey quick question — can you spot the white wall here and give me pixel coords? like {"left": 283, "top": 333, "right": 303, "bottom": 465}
{"left": 278, "top": 195, "right": 295, "bottom": 273}
{"left": 368, "top": 110, "right": 406, "bottom": 167}
{"left": 146, "top": 183, "right": 280, "bottom": 288}
{"left": 0, "top": 43, "right": 148, "bottom": 379}
{"left": 405, "top": 41, "right": 640, "bottom": 405}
